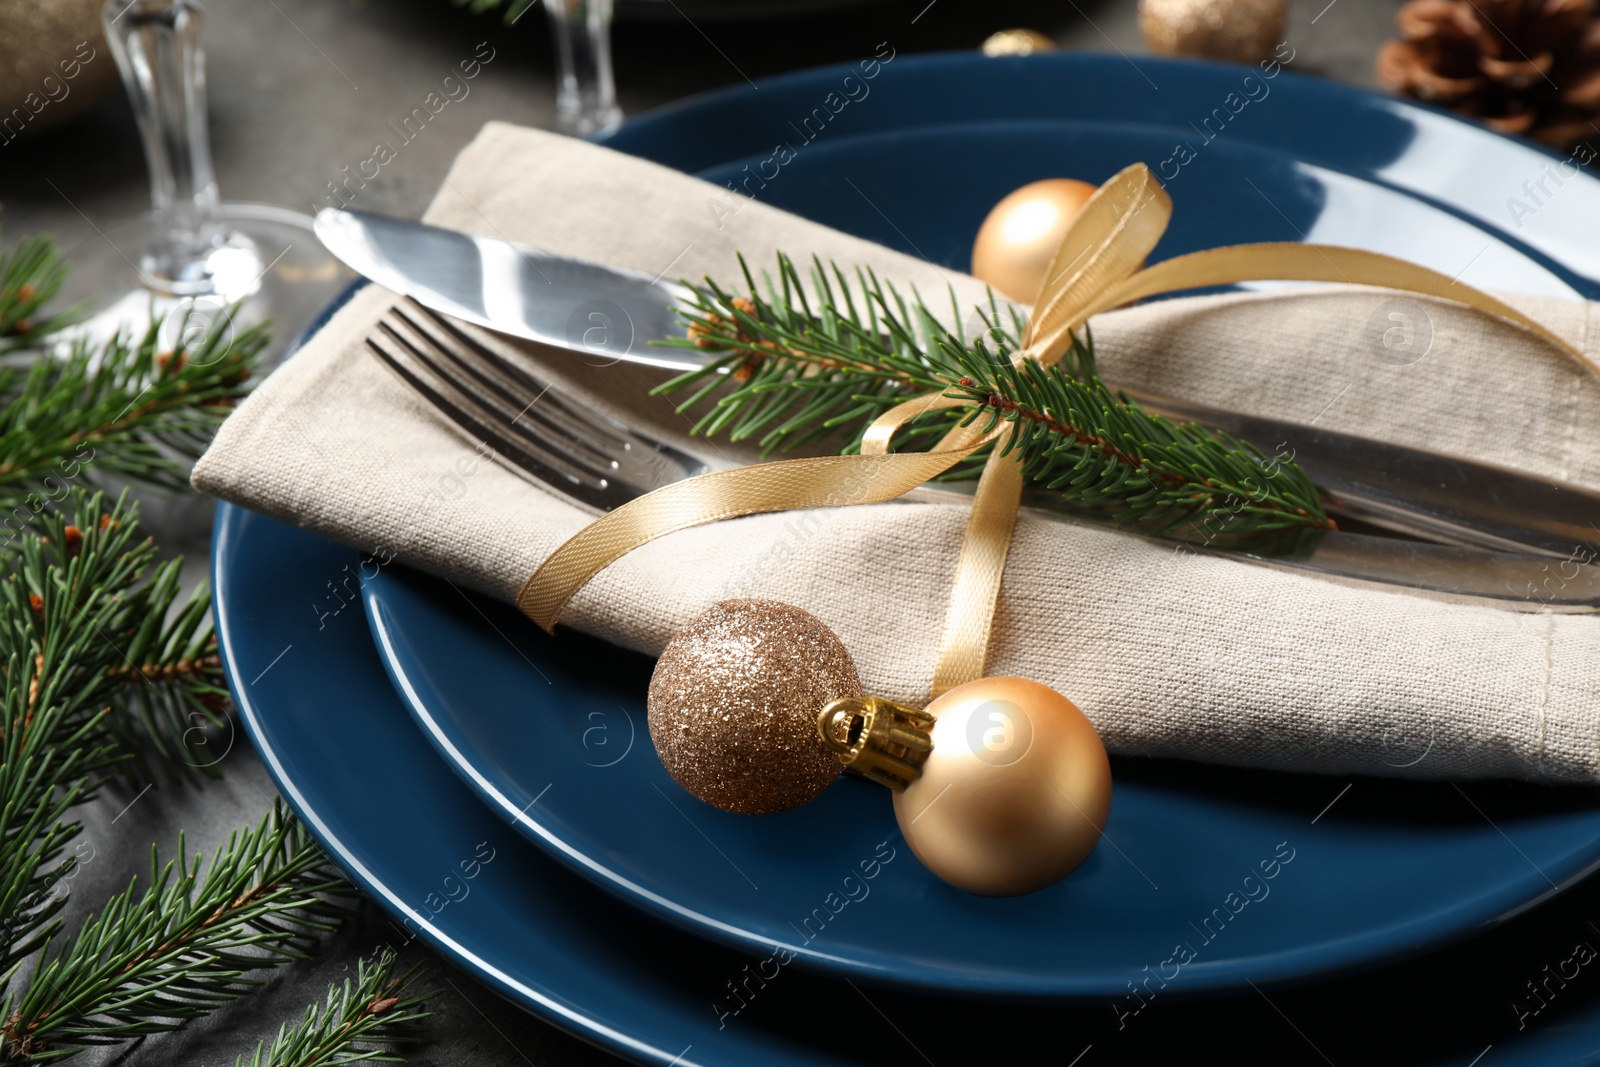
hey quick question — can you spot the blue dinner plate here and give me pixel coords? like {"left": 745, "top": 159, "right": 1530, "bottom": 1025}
{"left": 221, "top": 54, "right": 1600, "bottom": 1062}
{"left": 362, "top": 87, "right": 1600, "bottom": 998}
{"left": 594, "top": 52, "right": 1600, "bottom": 295}
{"left": 216, "top": 502, "right": 1600, "bottom": 1066}
{"left": 694, "top": 119, "right": 1577, "bottom": 297}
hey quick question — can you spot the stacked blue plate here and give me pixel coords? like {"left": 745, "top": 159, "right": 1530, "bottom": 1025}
{"left": 215, "top": 53, "right": 1600, "bottom": 1065}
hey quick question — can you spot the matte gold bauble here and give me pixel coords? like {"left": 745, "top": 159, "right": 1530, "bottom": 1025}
{"left": 893, "top": 677, "right": 1111, "bottom": 897}
{"left": 0, "top": 0, "right": 117, "bottom": 139}
{"left": 970, "top": 179, "right": 1099, "bottom": 303}
{"left": 648, "top": 599, "right": 862, "bottom": 815}
{"left": 1138, "top": 0, "right": 1287, "bottom": 65}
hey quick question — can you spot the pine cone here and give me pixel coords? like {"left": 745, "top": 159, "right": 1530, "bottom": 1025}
{"left": 1376, "top": 0, "right": 1600, "bottom": 146}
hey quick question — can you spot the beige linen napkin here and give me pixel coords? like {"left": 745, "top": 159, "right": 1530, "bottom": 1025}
{"left": 195, "top": 121, "right": 1600, "bottom": 784}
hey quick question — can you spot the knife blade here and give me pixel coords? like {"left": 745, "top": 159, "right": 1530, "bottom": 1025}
{"left": 314, "top": 206, "right": 1600, "bottom": 563}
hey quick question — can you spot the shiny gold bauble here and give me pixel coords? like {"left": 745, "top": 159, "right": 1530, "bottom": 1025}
{"left": 981, "top": 29, "right": 1058, "bottom": 57}
{"left": 892, "top": 677, "right": 1111, "bottom": 897}
{"left": 0, "top": 0, "right": 117, "bottom": 138}
{"left": 970, "top": 178, "right": 1099, "bottom": 303}
{"left": 1138, "top": 0, "right": 1287, "bottom": 65}
{"left": 648, "top": 599, "right": 862, "bottom": 815}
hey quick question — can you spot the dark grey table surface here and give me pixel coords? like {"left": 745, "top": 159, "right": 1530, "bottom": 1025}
{"left": 1, "top": 1, "right": 1431, "bottom": 1064}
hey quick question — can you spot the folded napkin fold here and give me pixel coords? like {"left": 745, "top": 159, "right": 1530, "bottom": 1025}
{"left": 195, "top": 121, "right": 1600, "bottom": 784}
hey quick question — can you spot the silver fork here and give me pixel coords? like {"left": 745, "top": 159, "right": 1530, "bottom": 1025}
{"left": 368, "top": 301, "right": 709, "bottom": 513}
{"left": 365, "top": 301, "right": 1600, "bottom": 611}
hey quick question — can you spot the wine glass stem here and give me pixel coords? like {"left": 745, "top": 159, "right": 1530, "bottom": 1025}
{"left": 103, "top": 0, "right": 220, "bottom": 265}
{"left": 546, "top": 0, "right": 622, "bottom": 136}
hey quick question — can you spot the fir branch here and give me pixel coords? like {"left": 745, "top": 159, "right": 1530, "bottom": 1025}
{"left": 96, "top": 560, "right": 231, "bottom": 784}
{"left": 0, "top": 233, "right": 75, "bottom": 357}
{"left": 655, "top": 253, "right": 1333, "bottom": 542}
{"left": 1, "top": 800, "right": 356, "bottom": 1065}
{"left": 0, "top": 307, "right": 266, "bottom": 515}
{"left": 7, "top": 492, "right": 234, "bottom": 778}
{"left": 944, "top": 348, "right": 1332, "bottom": 537}
{"left": 230, "top": 950, "right": 432, "bottom": 1067}
{"left": 655, "top": 255, "right": 959, "bottom": 455}
{"left": 0, "top": 496, "right": 156, "bottom": 978}
{"left": 0, "top": 492, "right": 244, "bottom": 989}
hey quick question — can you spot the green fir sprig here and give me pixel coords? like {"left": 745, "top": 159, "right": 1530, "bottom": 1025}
{"left": 0, "top": 224, "right": 441, "bottom": 1065}
{"left": 0, "top": 234, "right": 75, "bottom": 356}
{"left": 0, "top": 308, "right": 267, "bottom": 515}
{"left": 2, "top": 800, "right": 355, "bottom": 1064}
{"left": 655, "top": 254, "right": 1333, "bottom": 543}
{"left": 230, "top": 950, "right": 433, "bottom": 1067}
{"left": 0, "top": 492, "right": 246, "bottom": 1001}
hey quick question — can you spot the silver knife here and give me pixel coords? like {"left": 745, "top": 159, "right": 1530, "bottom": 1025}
{"left": 313, "top": 207, "right": 1600, "bottom": 603}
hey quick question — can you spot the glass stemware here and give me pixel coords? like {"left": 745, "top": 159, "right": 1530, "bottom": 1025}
{"left": 545, "top": 0, "right": 622, "bottom": 136}
{"left": 61, "top": 0, "right": 351, "bottom": 366}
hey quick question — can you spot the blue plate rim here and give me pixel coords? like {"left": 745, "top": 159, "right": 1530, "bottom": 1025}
{"left": 598, "top": 50, "right": 1580, "bottom": 169}
{"left": 211, "top": 504, "right": 812, "bottom": 1067}
{"left": 594, "top": 50, "right": 1600, "bottom": 297}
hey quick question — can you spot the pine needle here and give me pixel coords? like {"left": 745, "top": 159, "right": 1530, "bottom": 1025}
{"left": 0, "top": 489, "right": 269, "bottom": 1048}
{"left": 0, "top": 309, "right": 266, "bottom": 514}
{"left": 229, "top": 950, "right": 432, "bottom": 1067}
{"left": 0, "top": 233, "right": 75, "bottom": 356}
{"left": 1, "top": 799, "right": 354, "bottom": 1063}
{"left": 654, "top": 253, "right": 1334, "bottom": 544}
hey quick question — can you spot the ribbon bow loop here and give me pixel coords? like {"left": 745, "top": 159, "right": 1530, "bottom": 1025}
{"left": 1021, "top": 163, "right": 1171, "bottom": 368}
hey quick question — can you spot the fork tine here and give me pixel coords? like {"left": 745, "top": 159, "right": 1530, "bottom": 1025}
{"left": 368, "top": 316, "right": 634, "bottom": 513}
{"left": 363, "top": 296, "right": 714, "bottom": 514}
{"left": 392, "top": 301, "right": 711, "bottom": 494}
{"left": 406, "top": 303, "right": 642, "bottom": 456}
{"left": 394, "top": 303, "right": 626, "bottom": 471}
{"left": 375, "top": 314, "right": 596, "bottom": 486}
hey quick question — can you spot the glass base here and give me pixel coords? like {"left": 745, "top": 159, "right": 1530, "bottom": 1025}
{"left": 556, "top": 93, "right": 623, "bottom": 137}
{"left": 58, "top": 202, "right": 355, "bottom": 371}
{"left": 137, "top": 223, "right": 268, "bottom": 300}
{"left": 55, "top": 202, "right": 355, "bottom": 544}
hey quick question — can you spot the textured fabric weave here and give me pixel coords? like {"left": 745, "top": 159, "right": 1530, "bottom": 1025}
{"left": 194, "top": 122, "right": 1600, "bottom": 783}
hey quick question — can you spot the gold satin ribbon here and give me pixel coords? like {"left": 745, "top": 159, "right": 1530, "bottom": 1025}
{"left": 520, "top": 162, "right": 1589, "bottom": 696}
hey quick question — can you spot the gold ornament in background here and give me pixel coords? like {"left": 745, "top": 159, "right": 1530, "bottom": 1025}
{"left": 647, "top": 599, "right": 861, "bottom": 815}
{"left": 981, "top": 29, "right": 1058, "bottom": 57}
{"left": 1138, "top": 0, "right": 1288, "bottom": 64}
{"left": 821, "top": 677, "right": 1112, "bottom": 897}
{"left": 970, "top": 178, "right": 1099, "bottom": 302}
{"left": 0, "top": 0, "right": 117, "bottom": 139}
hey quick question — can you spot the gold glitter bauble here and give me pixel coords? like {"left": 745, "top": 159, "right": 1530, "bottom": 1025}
{"left": 892, "top": 677, "right": 1111, "bottom": 897}
{"left": 981, "top": 29, "right": 1058, "bottom": 57}
{"left": 0, "top": 0, "right": 117, "bottom": 139}
{"left": 971, "top": 178, "right": 1099, "bottom": 303}
{"left": 1138, "top": 0, "right": 1287, "bottom": 65}
{"left": 648, "top": 599, "right": 862, "bottom": 815}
